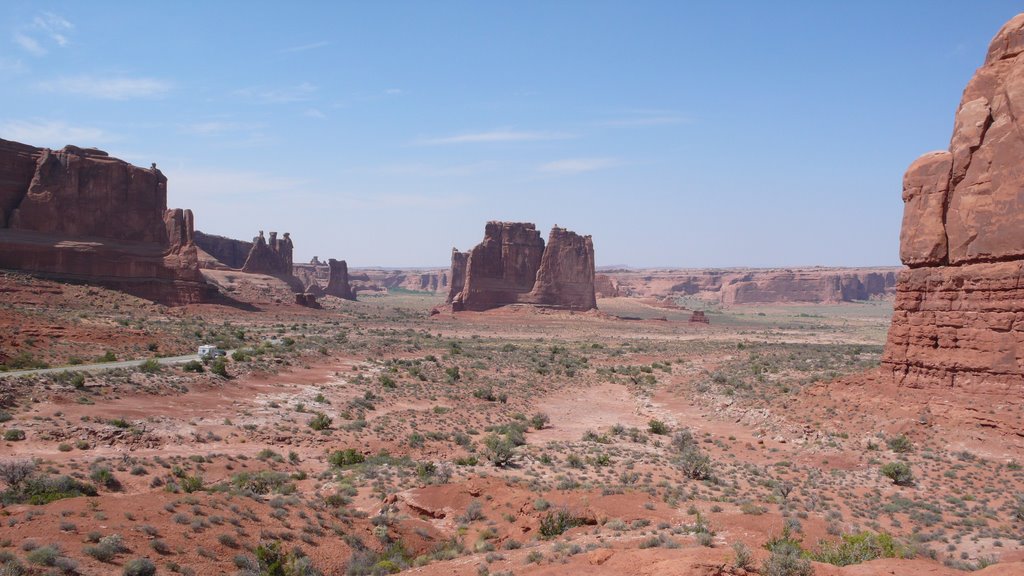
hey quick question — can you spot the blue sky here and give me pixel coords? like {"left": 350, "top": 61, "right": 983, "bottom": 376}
{"left": 1, "top": 2, "right": 1020, "bottom": 267}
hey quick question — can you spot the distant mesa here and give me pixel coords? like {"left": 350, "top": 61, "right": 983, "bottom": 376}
{"left": 0, "top": 137, "right": 209, "bottom": 305}
{"left": 446, "top": 221, "right": 597, "bottom": 312}
{"left": 882, "top": 13, "right": 1024, "bottom": 394}
{"left": 594, "top": 268, "right": 897, "bottom": 305}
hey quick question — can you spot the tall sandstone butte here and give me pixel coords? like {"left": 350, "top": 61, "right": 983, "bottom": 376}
{"left": 324, "top": 258, "right": 356, "bottom": 300}
{"left": 0, "top": 138, "right": 206, "bottom": 304}
{"left": 447, "top": 221, "right": 597, "bottom": 311}
{"left": 882, "top": 13, "right": 1024, "bottom": 394}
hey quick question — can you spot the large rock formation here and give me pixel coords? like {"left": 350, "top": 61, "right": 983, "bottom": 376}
{"left": 0, "top": 138, "right": 207, "bottom": 304}
{"left": 324, "top": 258, "right": 356, "bottom": 300}
{"left": 881, "top": 14, "right": 1024, "bottom": 394}
{"left": 194, "top": 231, "right": 251, "bottom": 270}
{"left": 447, "top": 222, "right": 597, "bottom": 311}
{"left": 242, "top": 231, "right": 293, "bottom": 276}
{"left": 529, "top": 226, "right": 597, "bottom": 310}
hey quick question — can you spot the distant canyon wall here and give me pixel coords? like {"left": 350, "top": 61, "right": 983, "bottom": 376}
{"left": 0, "top": 138, "right": 207, "bottom": 305}
{"left": 596, "top": 268, "right": 898, "bottom": 305}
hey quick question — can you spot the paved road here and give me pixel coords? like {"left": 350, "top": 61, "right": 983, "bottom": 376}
{"left": 0, "top": 353, "right": 219, "bottom": 379}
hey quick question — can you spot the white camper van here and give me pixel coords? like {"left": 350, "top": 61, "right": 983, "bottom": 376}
{"left": 198, "top": 345, "right": 224, "bottom": 359}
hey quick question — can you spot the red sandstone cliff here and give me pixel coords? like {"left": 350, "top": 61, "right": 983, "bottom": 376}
{"left": 194, "top": 231, "right": 251, "bottom": 270}
{"left": 324, "top": 258, "right": 356, "bottom": 300}
{"left": 882, "top": 14, "right": 1024, "bottom": 393}
{"left": 447, "top": 221, "right": 597, "bottom": 311}
{"left": 529, "top": 226, "right": 596, "bottom": 310}
{"left": 0, "top": 138, "right": 207, "bottom": 304}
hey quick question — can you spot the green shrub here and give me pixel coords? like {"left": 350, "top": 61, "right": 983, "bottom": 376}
{"left": 3, "top": 429, "right": 25, "bottom": 441}
{"left": 762, "top": 548, "right": 813, "bottom": 576}
{"left": 123, "top": 557, "right": 157, "bottom": 576}
{"left": 482, "top": 434, "right": 514, "bottom": 467}
{"left": 181, "top": 475, "right": 204, "bottom": 493}
{"left": 308, "top": 412, "right": 332, "bottom": 431}
{"left": 679, "top": 447, "right": 712, "bottom": 480}
{"left": 810, "top": 531, "right": 910, "bottom": 566}
{"left": 530, "top": 412, "right": 550, "bottom": 430}
{"left": 648, "top": 419, "right": 669, "bottom": 435}
{"left": 211, "top": 358, "right": 229, "bottom": 378}
{"left": 539, "top": 508, "right": 582, "bottom": 539}
{"left": 880, "top": 462, "right": 914, "bottom": 486}
{"left": 886, "top": 435, "right": 913, "bottom": 453}
{"left": 97, "top": 351, "right": 116, "bottom": 363}
{"left": 2, "top": 352, "right": 49, "bottom": 370}
{"left": 138, "top": 358, "right": 161, "bottom": 374}
{"left": 182, "top": 360, "right": 204, "bottom": 373}
{"left": 328, "top": 449, "right": 365, "bottom": 467}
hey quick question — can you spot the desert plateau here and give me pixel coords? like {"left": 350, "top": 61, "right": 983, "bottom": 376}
{"left": 0, "top": 3, "right": 1021, "bottom": 576}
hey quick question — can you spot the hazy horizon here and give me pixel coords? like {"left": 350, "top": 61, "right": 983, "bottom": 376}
{"left": 2, "top": 2, "right": 1020, "bottom": 268}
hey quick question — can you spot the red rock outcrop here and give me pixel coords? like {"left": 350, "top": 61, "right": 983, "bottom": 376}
{"left": 447, "top": 249, "right": 469, "bottom": 302}
{"left": 529, "top": 226, "right": 597, "bottom": 310}
{"left": 242, "top": 231, "right": 293, "bottom": 276}
{"left": 882, "top": 14, "right": 1024, "bottom": 393}
{"left": 194, "top": 231, "right": 251, "bottom": 270}
{"left": 0, "top": 138, "right": 207, "bottom": 305}
{"left": 447, "top": 221, "right": 597, "bottom": 311}
{"left": 324, "top": 258, "right": 356, "bottom": 300}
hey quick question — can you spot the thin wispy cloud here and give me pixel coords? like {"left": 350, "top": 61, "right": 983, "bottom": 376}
{"left": 38, "top": 75, "right": 172, "bottom": 100}
{"left": 234, "top": 82, "right": 317, "bottom": 104}
{"left": 13, "top": 12, "right": 73, "bottom": 56}
{"left": 384, "top": 88, "right": 402, "bottom": 95}
{"left": 279, "top": 40, "right": 330, "bottom": 54}
{"left": 539, "top": 157, "right": 621, "bottom": 175}
{"left": 416, "top": 130, "right": 575, "bottom": 146}
{"left": 34, "top": 12, "right": 72, "bottom": 47}
{"left": 304, "top": 108, "right": 326, "bottom": 119}
{"left": 0, "top": 119, "right": 114, "bottom": 147}
{"left": 13, "top": 33, "right": 46, "bottom": 56}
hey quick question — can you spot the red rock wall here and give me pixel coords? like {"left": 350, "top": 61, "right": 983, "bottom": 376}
{"left": 446, "top": 250, "right": 468, "bottom": 303}
{"left": 324, "top": 258, "right": 356, "bottom": 300}
{"left": 194, "top": 231, "right": 252, "bottom": 269}
{"left": 449, "top": 221, "right": 597, "bottom": 311}
{"left": 0, "top": 138, "right": 207, "bottom": 305}
{"left": 882, "top": 14, "right": 1024, "bottom": 393}
{"left": 529, "top": 226, "right": 596, "bottom": 310}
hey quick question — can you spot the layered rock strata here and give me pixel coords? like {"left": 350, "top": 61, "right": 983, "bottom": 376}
{"left": 882, "top": 14, "right": 1024, "bottom": 393}
{"left": 0, "top": 138, "right": 206, "bottom": 304}
{"left": 447, "top": 222, "right": 597, "bottom": 311}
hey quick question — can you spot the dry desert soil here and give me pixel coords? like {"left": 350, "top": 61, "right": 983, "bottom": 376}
{"left": 0, "top": 271, "right": 1021, "bottom": 576}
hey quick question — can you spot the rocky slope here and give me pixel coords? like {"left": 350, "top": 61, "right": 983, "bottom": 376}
{"left": 882, "top": 13, "right": 1024, "bottom": 394}
{"left": 0, "top": 138, "right": 207, "bottom": 305}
